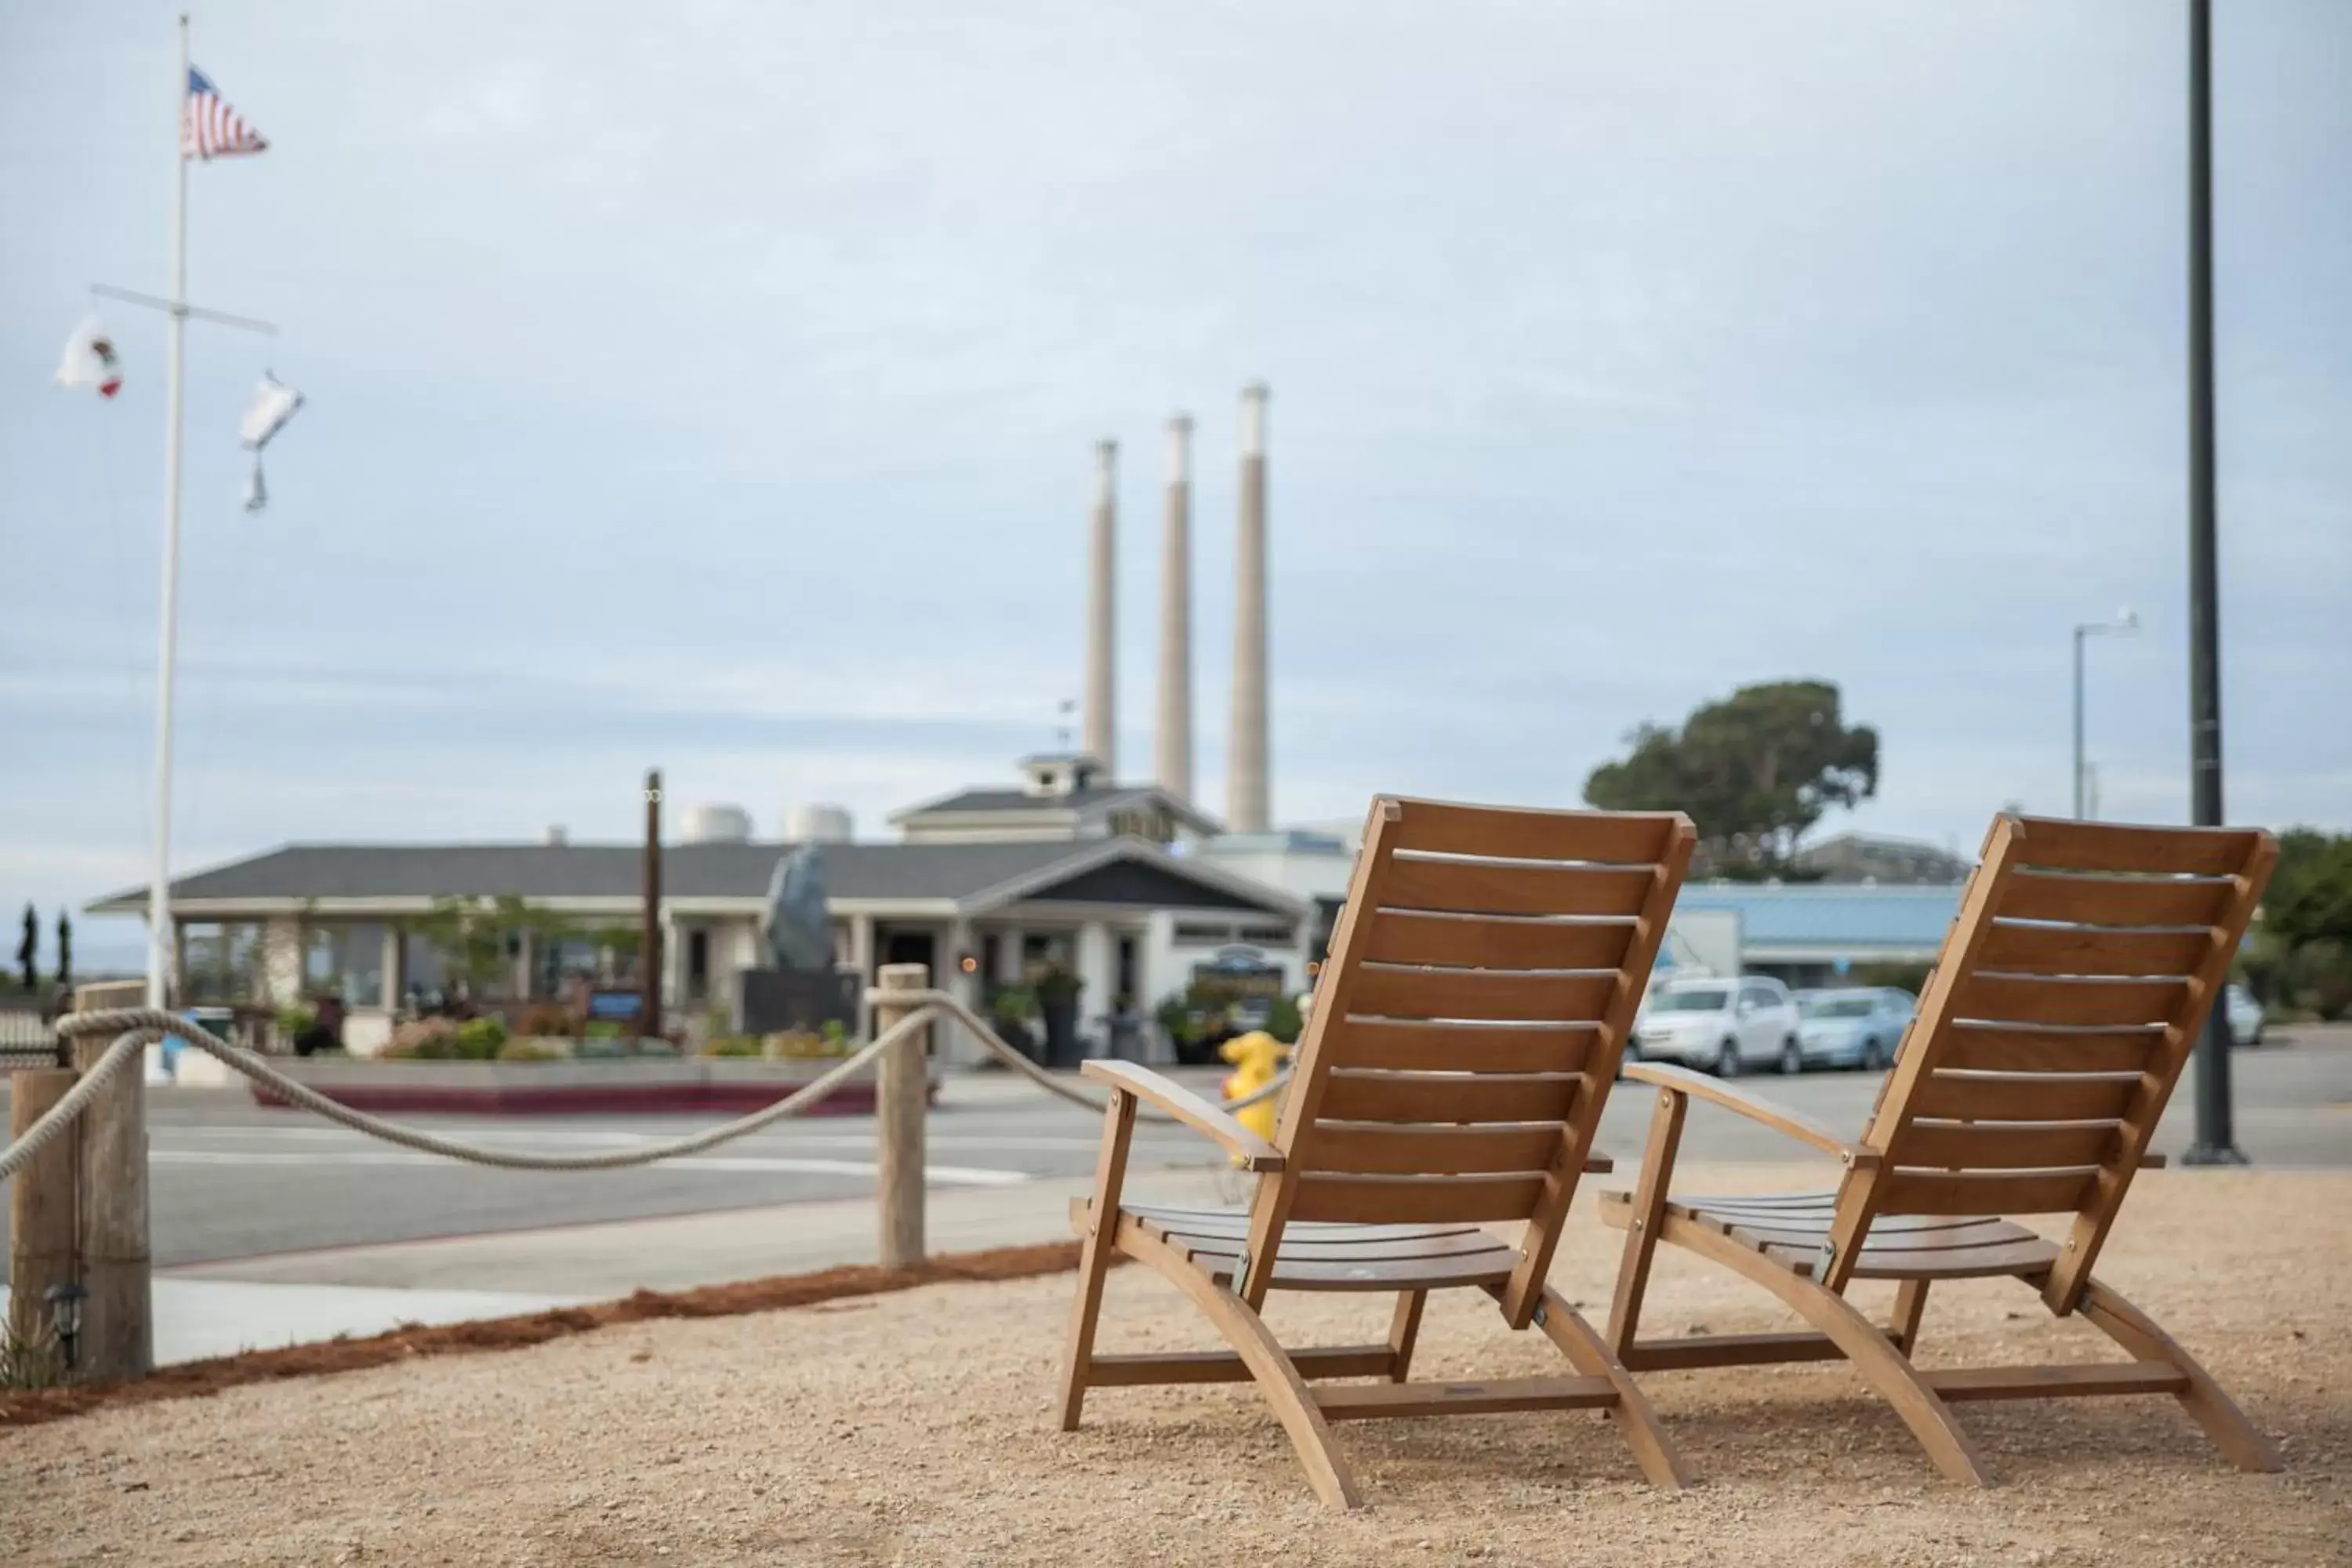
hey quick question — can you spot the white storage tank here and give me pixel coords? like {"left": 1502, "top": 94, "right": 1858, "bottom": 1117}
{"left": 783, "top": 803, "right": 853, "bottom": 844}
{"left": 681, "top": 803, "right": 753, "bottom": 844}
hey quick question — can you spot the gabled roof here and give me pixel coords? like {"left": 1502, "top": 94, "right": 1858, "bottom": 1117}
{"left": 89, "top": 836, "right": 1301, "bottom": 919}
{"left": 889, "top": 781, "right": 1224, "bottom": 836}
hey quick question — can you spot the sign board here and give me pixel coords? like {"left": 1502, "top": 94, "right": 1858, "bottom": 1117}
{"left": 586, "top": 989, "right": 644, "bottom": 1023}
{"left": 1190, "top": 945, "right": 1283, "bottom": 1002}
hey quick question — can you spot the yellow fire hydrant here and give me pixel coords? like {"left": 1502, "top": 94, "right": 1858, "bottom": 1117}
{"left": 1218, "top": 1029, "right": 1290, "bottom": 1160}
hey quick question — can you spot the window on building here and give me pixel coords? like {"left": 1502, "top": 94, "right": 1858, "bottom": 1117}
{"left": 687, "top": 928, "right": 710, "bottom": 1002}
{"left": 181, "top": 921, "right": 266, "bottom": 1004}
{"left": 1107, "top": 805, "right": 1174, "bottom": 843}
{"left": 303, "top": 923, "right": 387, "bottom": 1007}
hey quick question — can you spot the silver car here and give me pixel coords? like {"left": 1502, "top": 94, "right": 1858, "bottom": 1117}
{"left": 1792, "top": 987, "right": 1915, "bottom": 1073}
{"left": 1631, "top": 976, "right": 1802, "bottom": 1076}
{"left": 2225, "top": 983, "right": 2264, "bottom": 1047}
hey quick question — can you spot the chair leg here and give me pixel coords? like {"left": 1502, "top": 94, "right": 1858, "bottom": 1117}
{"left": 1385, "top": 1290, "right": 1427, "bottom": 1382}
{"left": 1120, "top": 1226, "right": 1363, "bottom": 1509}
{"left": 1057, "top": 1091, "right": 1138, "bottom": 1431}
{"left": 1607, "top": 1087, "right": 1688, "bottom": 1357}
{"left": 2078, "top": 1278, "right": 2283, "bottom": 1473}
{"left": 1533, "top": 1286, "right": 1690, "bottom": 1487}
{"left": 1662, "top": 1218, "right": 1992, "bottom": 1485}
{"left": 1889, "top": 1279, "right": 1931, "bottom": 1356}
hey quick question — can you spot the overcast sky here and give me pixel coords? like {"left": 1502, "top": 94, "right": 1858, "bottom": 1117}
{"left": 5, "top": 1, "right": 2347, "bottom": 967}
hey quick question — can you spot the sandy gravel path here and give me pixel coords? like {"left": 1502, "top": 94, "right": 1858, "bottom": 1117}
{"left": 5, "top": 1166, "right": 2348, "bottom": 1566}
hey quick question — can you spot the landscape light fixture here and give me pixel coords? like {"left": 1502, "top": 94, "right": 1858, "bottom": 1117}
{"left": 44, "top": 1283, "right": 87, "bottom": 1373}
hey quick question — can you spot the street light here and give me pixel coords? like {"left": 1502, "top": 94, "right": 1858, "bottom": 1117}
{"left": 2072, "top": 608, "right": 2139, "bottom": 820}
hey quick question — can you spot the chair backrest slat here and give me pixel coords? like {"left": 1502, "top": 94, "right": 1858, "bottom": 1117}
{"left": 1236, "top": 796, "right": 1694, "bottom": 1319}
{"left": 1821, "top": 815, "right": 2275, "bottom": 1306}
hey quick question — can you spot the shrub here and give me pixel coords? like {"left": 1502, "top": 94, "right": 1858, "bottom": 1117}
{"left": 820, "top": 1018, "right": 849, "bottom": 1054}
{"left": 1, "top": 1320, "right": 65, "bottom": 1392}
{"left": 453, "top": 1016, "right": 508, "bottom": 1060}
{"left": 1265, "top": 992, "right": 1304, "bottom": 1044}
{"left": 275, "top": 1004, "right": 316, "bottom": 1041}
{"left": 496, "top": 1036, "right": 568, "bottom": 1062}
{"left": 384, "top": 1017, "right": 459, "bottom": 1059}
{"left": 989, "top": 984, "right": 1037, "bottom": 1025}
{"left": 764, "top": 1029, "right": 826, "bottom": 1059}
{"left": 516, "top": 1003, "right": 574, "bottom": 1038}
{"left": 583, "top": 1020, "right": 626, "bottom": 1040}
{"left": 700, "top": 1034, "right": 764, "bottom": 1058}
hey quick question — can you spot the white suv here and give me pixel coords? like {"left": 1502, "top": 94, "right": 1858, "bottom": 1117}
{"left": 1631, "top": 976, "right": 1803, "bottom": 1077}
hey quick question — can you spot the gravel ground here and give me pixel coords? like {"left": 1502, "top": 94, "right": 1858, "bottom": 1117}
{"left": 6, "top": 1166, "right": 2349, "bottom": 1566}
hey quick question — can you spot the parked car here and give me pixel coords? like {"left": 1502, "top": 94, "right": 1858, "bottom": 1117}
{"left": 1792, "top": 987, "right": 1915, "bottom": 1073}
{"left": 1629, "top": 975, "right": 1802, "bottom": 1076}
{"left": 2225, "top": 983, "right": 2264, "bottom": 1048}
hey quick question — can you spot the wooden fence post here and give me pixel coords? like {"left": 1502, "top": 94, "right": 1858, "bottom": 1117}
{"left": 70, "top": 1018, "right": 151, "bottom": 1382}
{"left": 6, "top": 1067, "right": 78, "bottom": 1361}
{"left": 872, "top": 964, "right": 929, "bottom": 1269}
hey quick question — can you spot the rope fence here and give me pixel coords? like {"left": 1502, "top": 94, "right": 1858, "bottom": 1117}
{"left": 1, "top": 996, "right": 1290, "bottom": 1187}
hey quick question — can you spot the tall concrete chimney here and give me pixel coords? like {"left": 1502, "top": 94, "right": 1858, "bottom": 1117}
{"left": 1082, "top": 439, "right": 1116, "bottom": 772}
{"left": 1154, "top": 414, "right": 1194, "bottom": 804}
{"left": 1227, "top": 383, "right": 1271, "bottom": 833}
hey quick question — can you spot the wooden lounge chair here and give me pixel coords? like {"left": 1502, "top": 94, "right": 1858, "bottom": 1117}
{"left": 1058, "top": 797, "right": 1697, "bottom": 1508}
{"left": 1599, "top": 815, "right": 2281, "bottom": 1484}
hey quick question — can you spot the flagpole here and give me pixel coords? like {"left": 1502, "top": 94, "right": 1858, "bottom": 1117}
{"left": 147, "top": 12, "right": 191, "bottom": 1008}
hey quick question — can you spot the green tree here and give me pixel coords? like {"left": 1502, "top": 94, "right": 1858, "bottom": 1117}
{"left": 406, "top": 895, "right": 528, "bottom": 1000}
{"left": 2265, "top": 833, "right": 2352, "bottom": 950}
{"left": 1584, "top": 680, "right": 1878, "bottom": 872}
{"left": 15, "top": 903, "right": 34, "bottom": 990}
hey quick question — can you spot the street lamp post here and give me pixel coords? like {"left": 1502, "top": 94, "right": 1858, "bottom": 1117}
{"left": 2183, "top": 0, "right": 2243, "bottom": 1167}
{"left": 2071, "top": 610, "right": 2139, "bottom": 820}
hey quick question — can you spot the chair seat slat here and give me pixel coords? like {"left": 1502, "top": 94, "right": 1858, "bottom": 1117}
{"left": 1998, "top": 871, "right": 2234, "bottom": 928}
{"left": 1952, "top": 973, "right": 2190, "bottom": 1028}
{"left": 1327, "top": 1019, "right": 1597, "bottom": 1073}
{"left": 1300, "top": 1121, "right": 1570, "bottom": 1175}
{"left": 1290, "top": 1172, "right": 1548, "bottom": 1224}
{"left": 1360, "top": 911, "right": 1636, "bottom": 971}
{"left": 1386, "top": 800, "right": 1681, "bottom": 865}
{"left": 1317, "top": 1069, "right": 1584, "bottom": 1123}
{"left": 1379, "top": 858, "right": 1653, "bottom": 918}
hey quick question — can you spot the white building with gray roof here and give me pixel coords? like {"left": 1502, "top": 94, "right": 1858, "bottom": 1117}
{"left": 91, "top": 754, "right": 1310, "bottom": 1062}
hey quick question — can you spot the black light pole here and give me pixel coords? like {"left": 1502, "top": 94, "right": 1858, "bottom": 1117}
{"left": 2181, "top": 0, "right": 2242, "bottom": 1166}
{"left": 642, "top": 768, "right": 665, "bottom": 1045}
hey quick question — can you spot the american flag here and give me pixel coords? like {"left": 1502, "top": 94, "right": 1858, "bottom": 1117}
{"left": 183, "top": 67, "right": 269, "bottom": 160}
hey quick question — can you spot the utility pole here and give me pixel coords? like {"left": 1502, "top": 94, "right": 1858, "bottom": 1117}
{"left": 2182, "top": 0, "right": 2242, "bottom": 1167}
{"left": 641, "top": 769, "right": 664, "bottom": 1044}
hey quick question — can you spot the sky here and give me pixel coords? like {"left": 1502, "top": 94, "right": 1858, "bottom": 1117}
{"left": 3, "top": 0, "right": 2347, "bottom": 970}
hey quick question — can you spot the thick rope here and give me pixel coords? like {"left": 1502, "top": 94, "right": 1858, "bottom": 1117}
{"left": 2, "top": 1002, "right": 1289, "bottom": 1184}
{"left": 0, "top": 1030, "right": 146, "bottom": 1185}
{"left": 21, "top": 1007, "right": 917, "bottom": 1174}
{"left": 873, "top": 988, "right": 1291, "bottom": 1118}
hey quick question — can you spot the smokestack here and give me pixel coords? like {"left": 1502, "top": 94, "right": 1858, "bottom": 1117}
{"left": 1082, "top": 439, "right": 1116, "bottom": 772}
{"left": 1155, "top": 414, "right": 1194, "bottom": 804}
{"left": 1228, "top": 383, "right": 1271, "bottom": 833}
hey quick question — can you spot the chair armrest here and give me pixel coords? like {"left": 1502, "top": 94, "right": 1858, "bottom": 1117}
{"left": 1622, "top": 1062, "right": 1879, "bottom": 1168}
{"left": 1082, "top": 1060, "right": 1285, "bottom": 1172}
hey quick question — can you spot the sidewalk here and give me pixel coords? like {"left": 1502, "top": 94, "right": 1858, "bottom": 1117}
{"left": 116, "top": 1164, "right": 1232, "bottom": 1362}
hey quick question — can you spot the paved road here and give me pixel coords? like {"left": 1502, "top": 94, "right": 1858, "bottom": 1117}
{"left": 4, "top": 1028, "right": 2347, "bottom": 1276}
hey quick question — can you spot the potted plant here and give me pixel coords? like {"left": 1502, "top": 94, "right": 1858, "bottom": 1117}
{"left": 988, "top": 983, "right": 1040, "bottom": 1062}
{"left": 1033, "top": 965, "right": 1085, "bottom": 1069}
